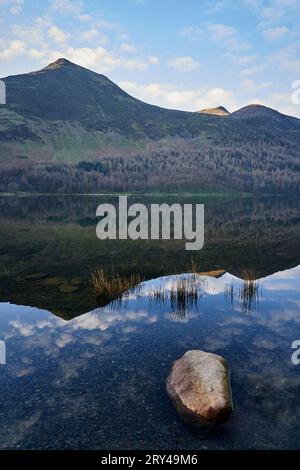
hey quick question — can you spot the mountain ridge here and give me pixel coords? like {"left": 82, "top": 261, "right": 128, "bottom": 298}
{"left": 0, "top": 59, "right": 300, "bottom": 194}
{"left": 3, "top": 58, "right": 298, "bottom": 120}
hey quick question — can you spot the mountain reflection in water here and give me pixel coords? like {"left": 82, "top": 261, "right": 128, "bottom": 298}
{"left": 106, "top": 271, "right": 261, "bottom": 318}
{"left": 0, "top": 195, "right": 300, "bottom": 318}
{"left": 0, "top": 195, "right": 300, "bottom": 449}
{"left": 0, "top": 266, "right": 300, "bottom": 449}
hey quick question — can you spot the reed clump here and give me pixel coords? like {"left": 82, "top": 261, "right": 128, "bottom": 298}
{"left": 173, "top": 276, "right": 200, "bottom": 318}
{"left": 239, "top": 267, "right": 260, "bottom": 314}
{"left": 170, "top": 276, "right": 199, "bottom": 310}
{"left": 148, "top": 287, "right": 168, "bottom": 302}
{"left": 91, "top": 268, "right": 142, "bottom": 300}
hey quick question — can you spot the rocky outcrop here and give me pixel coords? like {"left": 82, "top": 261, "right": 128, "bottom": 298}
{"left": 198, "top": 269, "right": 226, "bottom": 278}
{"left": 166, "top": 350, "right": 233, "bottom": 426}
{"left": 197, "top": 106, "right": 230, "bottom": 116}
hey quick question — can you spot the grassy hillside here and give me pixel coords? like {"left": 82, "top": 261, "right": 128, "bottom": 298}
{"left": 0, "top": 58, "right": 300, "bottom": 193}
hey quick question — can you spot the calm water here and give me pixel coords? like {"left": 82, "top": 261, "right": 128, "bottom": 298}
{"left": 0, "top": 195, "right": 300, "bottom": 449}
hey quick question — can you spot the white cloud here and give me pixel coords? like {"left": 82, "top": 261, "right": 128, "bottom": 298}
{"left": 49, "top": 0, "right": 83, "bottom": 15}
{"left": 243, "top": 0, "right": 300, "bottom": 28}
{"left": 167, "top": 56, "right": 202, "bottom": 72}
{"left": 0, "top": 0, "right": 23, "bottom": 15}
{"left": 264, "top": 92, "right": 300, "bottom": 117}
{"left": 0, "top": 7, "right": 159, "bottom": 76}
{"left": 47, "top": 46, "right": 152, "bottom": 72}
{"left": 55, "top": 334, "right": 74, "bottom": 348}
{"left": 120, "top": 43, "right": 137, "bottom": 53}
{"left": 241, "top": 79, "right": 270, "bottom": 91}
{"left": 241, "top": 64, "right": 265, "bottom": 75}
{"left": 95, "top": 19, "right": 120, "bottom": 32}
{"left": 28, "top": 48, "right": 47, "bottom": 59}
{"left": 208, "top": 23, "right": 250, "bottom": 51}
{"left": 179, "top": 26, "right": 203, "bottom": 39}
{"left": 263, "top": 26, "right": 289, "bottom": 40}
{"left": 121, "top": 57, "right": 149, "bottom": 71}
{"left": 10, "top": 4, "right": 22, "bottom": 14}
{"left": 79, "top": 29, "right": 108, "bottom": 44}
{"left": 205, "top": 0, "right": 227, "bottom": 14}
{"left": 48, "top": 26, "right": 69, "bottom": 44}
{"left": 118, "top": 81, "right": 238, "bottom": 112}
{"left": 268, "top": 42, "right": 300, "bottom": 74}
{"left": 77, "top": 14, "right": 91, "bottom": 22}
{"left": 148, "top": 55, "right": 159, "bottom": 65}
{"left": 130, "top": 0, "right": 147, "bottom": 5}
{"left": 225, "top": 52, "right": 258, "bottom": 65}
{"left": 80, "top": 29, "right": 98, "bottom": 40}
{"left": 10, "top": 320, "right": 34, "bottom": 337}
{"left": 0, "top": 39, "right": 26, "bottom": 59}
{"left": 260, "top": 6, "right": 284, "bottom": 23}
{"left": 13, "top": 23, "right": 45, "bottom": 44}
{"left": 209, "top": 23, "right": 237, "bottom": 41}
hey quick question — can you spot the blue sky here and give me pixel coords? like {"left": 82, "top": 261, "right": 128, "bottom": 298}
{"left": 0, "top": 0, "right": 300, "bottom": 116}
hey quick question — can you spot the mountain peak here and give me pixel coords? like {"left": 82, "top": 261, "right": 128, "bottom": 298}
{"left": 197, "top": 106, "right": 230, "bottom": 116}
{"left": 232, "top": 104, "right": 285, "bottom": 120}
{"left": 43, "top": 58, "right": 77, "bottom": 70}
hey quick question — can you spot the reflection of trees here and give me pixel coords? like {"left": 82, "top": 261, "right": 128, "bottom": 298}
{"left": 0, "top": 195, "right": 298, "bottom": 319}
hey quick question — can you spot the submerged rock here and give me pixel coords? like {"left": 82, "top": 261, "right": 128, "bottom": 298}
{"left": 166, "top": 350, "right": 233, "bottom": 426}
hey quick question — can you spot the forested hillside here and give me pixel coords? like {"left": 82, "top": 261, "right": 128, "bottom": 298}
{"left": 1, "top": 59, "right": 300, "bottom": 194}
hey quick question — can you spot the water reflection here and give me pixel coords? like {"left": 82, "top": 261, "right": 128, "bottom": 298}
{"left": 0, "top": 195, "right": 300, "bottom": 318}
{"left": 123, "top": 271, "right": 262, "bottom": 318}
{"left": 0, "top": 194, "right": 300, "bottom": 449}
{"left": 0, "top": 265, "right": 300, "bottom": 448}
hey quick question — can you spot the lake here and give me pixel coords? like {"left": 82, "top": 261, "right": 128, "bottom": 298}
{"left": 0, "top": 194, "right": 299, "bottom": 449}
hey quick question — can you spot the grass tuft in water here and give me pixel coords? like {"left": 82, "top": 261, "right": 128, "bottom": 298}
{"left": 91, "top": 268, "right": 143, "bottom": 301}
{"left": 148, "top": 274, "right": 205, "bottom": 318}
{"left": 239, "top": 268, "right": 261, "bottom": 314}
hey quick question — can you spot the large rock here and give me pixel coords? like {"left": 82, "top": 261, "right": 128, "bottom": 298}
{"left": 166, "top": 350, "right": 233, "bottom": 426}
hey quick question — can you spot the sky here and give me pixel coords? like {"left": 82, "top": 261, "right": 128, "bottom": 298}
{"left": 0, "top": 0, "right": 300, "bottom": 116}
